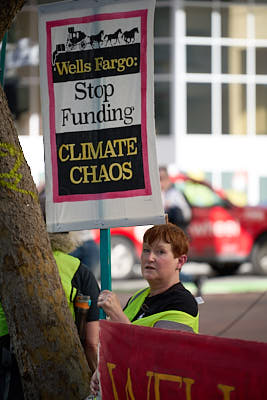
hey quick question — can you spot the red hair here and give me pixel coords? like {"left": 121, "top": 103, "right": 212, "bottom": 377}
{"left": 143, "top": 223, "right": 189, "bottom": 257}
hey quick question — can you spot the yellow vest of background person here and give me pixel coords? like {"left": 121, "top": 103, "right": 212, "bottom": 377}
{"left": 52, "top": 251, "right": 80, "bottom": 318}
{"left": 0, "top": 306, "right": 8, "bottom": 337}
{"left": 0, "top": 251, "right": 80, "bottom": 337}
{"left": 124, "top": 287, "right": 199, "bottom": 333}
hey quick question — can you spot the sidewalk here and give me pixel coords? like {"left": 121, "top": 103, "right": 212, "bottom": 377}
{"left": 199, "top": 291, "right": 267, "bottom": 343}
{"left": 112, "top": 275, "right": 267, "bottom": 295}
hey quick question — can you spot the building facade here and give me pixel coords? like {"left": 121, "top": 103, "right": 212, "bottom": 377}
{"left": 2, "top": 0, "right": 267, "bottom": 204}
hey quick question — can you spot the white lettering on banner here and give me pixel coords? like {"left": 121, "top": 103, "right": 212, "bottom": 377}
{"left": 213, "top": 221, "right": 241, "bottom": 237}
{"left": 189, "top": 222, "right": 213, "bottom": 237}
{"left": 243, "top": 210, "right": 265, "bottom": 221}
{"left": 189, "top": 221, "right": 241, "bottom": 238}
{"left": 221, "top": 243, "right": 239, "bottom": 253}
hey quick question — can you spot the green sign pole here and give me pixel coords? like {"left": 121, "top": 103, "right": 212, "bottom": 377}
{"left": 99, "top": 228, "right": 112, "bottom": 319}
{"left": 0, "top": 32, "right": 7, "bottom": 87}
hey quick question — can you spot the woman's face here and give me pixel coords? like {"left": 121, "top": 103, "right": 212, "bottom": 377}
{"left": 141, "top": 239, "right": 179, "bottom": 283}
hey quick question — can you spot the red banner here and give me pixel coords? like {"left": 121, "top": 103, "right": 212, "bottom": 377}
{"left": 98, "top": 320, "right": 267, "bottom": 399}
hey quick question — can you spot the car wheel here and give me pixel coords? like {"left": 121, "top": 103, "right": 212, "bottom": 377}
{"left": 110, "top": 236, "right": 137, "bottom": 279}
{"left": 209, "top": 262, "right": 241, "bottom": 276}
{"left": 251, "top": 236, "right": 267, "bottom": 275}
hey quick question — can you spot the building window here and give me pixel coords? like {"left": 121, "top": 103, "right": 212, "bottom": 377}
{"left": 186, "top": 7, "right": 211, "bottom": 37}
{"left": 154, "top": 44, "right": 170, "bottom": 74}
{"left": 181, "top": 3, "right": 267, "bottom": 137}
{"left": 187, "top": 83, "right": 211, "bottom": 134}
{"left": 154, "top": 3, "right": 173, "bottom": 137}
{"left": 256, "top": 84, "right": 267, "bottom": 135}
{"left": 254, "top": 7, "right": 267, "bottom": 39}
{"left": 222, "top": 83, "right": 247, "bottom": 135}
{"left": 221, "top": 7, "right": 247, "bottom": 38}
{"left": 256, "top": 48, "right": 267, "bottom": 75}
{"left": 154, "top": 7, "right": 171, "bottom": 37}
{"left": 260, "top": 177, "right": 267, "bottom": 204}
{"left": 155, "top": 82, "right": 170, "bottom": 135}
{"left": 187, "top": 45, "right": 211, "bottom": 73}
{"left": 221, "top": 46, "right": 246, "bottom": 75}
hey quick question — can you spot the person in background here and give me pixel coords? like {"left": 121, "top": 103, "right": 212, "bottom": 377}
{"left": 49, "top": 231, "right": 100, "bottom": 373}
{"left": 0, "top": 194, "right": 100, "bottom": 399}
{"left": 159, "top": 166, "right": 192, "bottom": 233}
{"left": 159, "top": 166, "right": 204, "bottom": 295}
{"left": 0, "top": 329, "right": 24, "bottom": 400}
{"left": 90, "top": 223, "right": 199, "bottom": 396}
{"left": 38, "top": 190, "right": 100, "bottom": 373}
{"left": 70, "top": 230, "right": 100, "bottom": 279}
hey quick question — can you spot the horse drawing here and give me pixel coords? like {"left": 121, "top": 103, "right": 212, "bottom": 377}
{"left": 90, "top": 30, "right": 104, "bottom": 48}
{"left": 104, "top": 28, "right": 122, "bottom": 46}
{"left": 122, "top": 27, "right": 139, "bottom": 43}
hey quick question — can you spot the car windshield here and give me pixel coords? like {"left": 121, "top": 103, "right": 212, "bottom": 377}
{"left": 176, "top": 180, "right": 226, "bottom": 208}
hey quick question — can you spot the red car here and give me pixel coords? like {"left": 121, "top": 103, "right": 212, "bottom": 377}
{"left": 92, "top": 174, "right": 267, "bottom": 279}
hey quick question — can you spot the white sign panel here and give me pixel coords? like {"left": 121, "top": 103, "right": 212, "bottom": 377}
{"left": 39, "top": 0, "right": 164, "bottom": 232}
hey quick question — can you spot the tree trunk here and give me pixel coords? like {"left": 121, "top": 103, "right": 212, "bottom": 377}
{"left": 0, "top": 2, "right": 91, "bottom": 399}
{"left": 0, "top": 0, "right": 25, "bottom": 43}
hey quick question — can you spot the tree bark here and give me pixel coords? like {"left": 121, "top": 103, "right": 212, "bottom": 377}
{"left": 0, "top": 0, "right": 25, "bottom": 43}
{"left": 0, "top": 2, "right": 91, "bottom": 399}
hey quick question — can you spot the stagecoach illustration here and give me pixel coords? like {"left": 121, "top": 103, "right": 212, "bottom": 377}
{"left": 52, "top": 26, "right": 139, "bottom": 65}
{"left": 66, "top": 27, "right": 90, "bottom": 50}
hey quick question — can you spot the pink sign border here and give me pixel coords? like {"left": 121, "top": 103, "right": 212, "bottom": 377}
{"left": 46, "top": 10, "right": 151, "bottom": 203}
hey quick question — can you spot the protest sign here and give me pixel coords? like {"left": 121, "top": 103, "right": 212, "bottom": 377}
{"left": 98, "top": 320, "right": 267, "bottom": 400}
{"left": 39, "top": 0, "right": 164, "bottom": 232}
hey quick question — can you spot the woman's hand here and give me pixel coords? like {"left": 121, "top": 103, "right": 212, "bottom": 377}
{"left": 97, "top": 290, "right": 121, "bottom": 315}
{"left": 97, "top": 290, "right": 130, "bottom": 324}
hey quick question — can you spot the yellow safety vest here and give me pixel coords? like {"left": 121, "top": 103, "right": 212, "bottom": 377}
{"left": 124, "top": 287, "right": 199, "bottom": 333}
{"left": 0, "top": 251, "right": 80, "bottom": 337}
{"left": 0, "top": 306, "right": 8, "bottom": 337}
{"left": 52, "top": 251, "right": 80, "bottom": 318}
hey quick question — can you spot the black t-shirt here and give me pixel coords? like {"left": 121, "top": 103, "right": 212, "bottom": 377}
{"left": 128, "top": 282, "right": 198, "bottom": 322}
{"left": 72, "top": 263, "right": 100, "bottom": 322}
